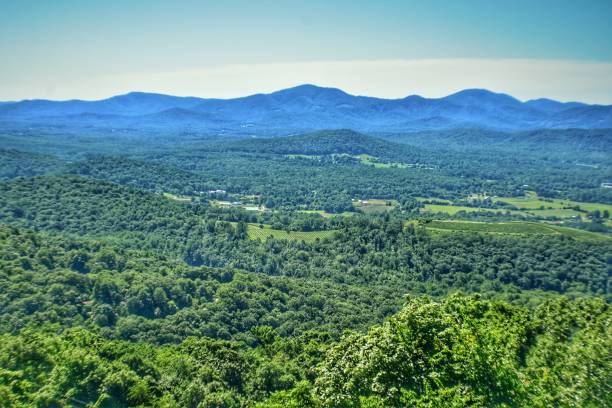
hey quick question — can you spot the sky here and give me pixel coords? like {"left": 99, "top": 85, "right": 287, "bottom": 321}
{"left": 1, "top": 0, "right": 611, "bottom": 103}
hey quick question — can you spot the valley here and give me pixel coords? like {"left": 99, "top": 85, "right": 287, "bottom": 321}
{"left": 3, "top": 1, "right": 612, "bottom": 405}
{"left": 0, "top": 90, "right": 610, "bottom": 407}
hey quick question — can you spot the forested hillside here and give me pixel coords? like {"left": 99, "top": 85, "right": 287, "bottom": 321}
{"left": 3, "top": 1, "right": 612, "bottom": 405}
{"left": 1, "top": 176, "right": 609, "bottom": 300}
{"left": 0, "top": 126, "right": 610, "bottom": 407}
{"left": 1, "top": 295, "right": 609, "bottom": 407}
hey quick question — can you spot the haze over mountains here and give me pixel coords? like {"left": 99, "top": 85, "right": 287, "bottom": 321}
{"left": 1, "top": 84, "right": 611, "bottom": 134}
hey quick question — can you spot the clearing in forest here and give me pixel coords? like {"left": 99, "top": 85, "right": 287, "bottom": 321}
{"left": 421, "top": 220, "right": 609, "bottom": 241}
{"left": 246, "top": 223, "right": 337, "bottom": 242}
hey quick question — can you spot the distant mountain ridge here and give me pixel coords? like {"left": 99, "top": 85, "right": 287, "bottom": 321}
{"left": 1, "top": 84, "right": 610, "bottom": 133}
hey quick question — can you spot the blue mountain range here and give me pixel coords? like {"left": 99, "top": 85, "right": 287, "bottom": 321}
{"left": 1, "top": 84, "right": 610, "bottom": 133}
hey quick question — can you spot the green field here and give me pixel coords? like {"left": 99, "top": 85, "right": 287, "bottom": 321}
{"left": 493, "top": 193, "right": 612, "bottom": 215}
{"left": 210, "top": 200, "right": 265, "bottom": 212}
{"left": 354, "top": 198, "right": 399, "bottom": 214}
{"left": 356, "top": 154, "right": 409, "bottom": 169}
{"left": 246, "top": 223, "right": 337, "bottom": 242}
{"left": 421, "top": 204, "right": 525, "bottom": 216}
{"left": 420, "top": 192, "right": 611, "bottom": 222}
{"left": 416, "top": 197, "right": 452, "bottom": 204}
{"left": 300, "top": 210, "right": 355, "bottom": 218}
{"left": 523, "top": 208, "right": 583, "bottom": 218}
{"left": 421, "top": 220, "right": 609, "bottom": 241}
{"left": 162, "top": 192, "right": 192, "bottom": 202}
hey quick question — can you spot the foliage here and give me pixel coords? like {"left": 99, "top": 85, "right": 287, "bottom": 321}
{"left": 0, "top": 126, "right": 611, "bottom": 406}
{"left": 311, "top": 295, "right": 611, "bottom": 407}
{"left": 1, "top": 296, "right": 608, "bottom": 407}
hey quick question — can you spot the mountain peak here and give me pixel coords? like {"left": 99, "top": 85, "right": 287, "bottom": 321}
{"left": 277, "top": 83, "right": 346, "bottom": 92}
{"left": 270, "top": 84, "right": 351, "bottom": 99}
{"left": 442, "top": 89, "right": 521, "bottom": 107}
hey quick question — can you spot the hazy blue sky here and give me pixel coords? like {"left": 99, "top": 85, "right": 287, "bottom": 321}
{"left": 1, "top": 0, "right": 611, "bottom": 102}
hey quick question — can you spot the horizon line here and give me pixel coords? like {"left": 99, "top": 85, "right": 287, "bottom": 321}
{"left": 2, "top": 58, "right": 612, "bottom": 105}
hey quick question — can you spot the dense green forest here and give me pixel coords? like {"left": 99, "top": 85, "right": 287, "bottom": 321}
{"left": 2, "top": 295, "right": 609, "bottom": 407}
{"left": 0, "top": 127, "right": 610, "bottom": 406}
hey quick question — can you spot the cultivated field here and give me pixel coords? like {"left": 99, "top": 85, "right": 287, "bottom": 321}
{"left": 300, "top": 210, "right": 355, "bottom": 218}
{"left": 492, "top": 192, "right": 612, "bottom": 215}
{"left": 419, "top": 192, "right": 612, "bottom": 223}
{"left": 246, "top": 223, "right": 337, "bottom": 242}
{"left": 353, "top": 198, "right": 399, "bottom": 214}
{"left": 421, "top": 220, "right": 609, "bottom": 241}
{"left": 420, "top": 204, "right": 525, "bottom": 216}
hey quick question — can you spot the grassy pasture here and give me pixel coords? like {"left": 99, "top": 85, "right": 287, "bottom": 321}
{"left": 416, "top": 197, "right": 452, "bottom": 204}
{"left": 424, "top": 220, "right": 559, "bottom": 235}
{"left": 246, "top": 223, "right": 337, "bottom": 242}
{"left": 495, "top": 196, "right": 565, "bottom": 210}
{"left": 421, "top": 192, "right": 611, "bottom": 221}
{"left": 493, "top": 194, "right": 612, "bottom": 215}
{"left": 300, "top": 210, "right": 355, "bottom": 218}
{"left": 162, "top": 192, "right": 192, "bottom": 203}
{"left": 523, "top": 208, "right": 582, "bottom": 218}
{"left": 210, "top": 200, "right": 265, "bottom": 212}
{"left": 421, "top": 220, "right": 609, "bottom": 241}
{"left": 421, "top": 204, "right": 525, "bottom": 216}
{"left": 354, "top": 199, "right": 399, "bottom": 214}
{"left": 355, "top": 154, "right": 409, "bottom": 169}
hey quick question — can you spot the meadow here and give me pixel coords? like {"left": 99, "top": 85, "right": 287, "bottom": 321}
{"left": 420, "top": 204, "right": 525, "bottom": 216}
{"left": 421, "top": 220, "right": 609, "bottom": 241}
{"left": 246, "top": 223, "right": 338, "bottom": 242}
{"left": 353, "top": 198, "right": 399, "bottom": 214}
{"left": 492, "top": 191, "right": 612, "bottom": 215}
{"left": 419, "top": 192, "right": 612, "bottom": 223}
{"left": 162, "top": 192, "right": 192, "bottom": 202}
{"left": 300, "top": 209, "right": 355, "bottom": 218}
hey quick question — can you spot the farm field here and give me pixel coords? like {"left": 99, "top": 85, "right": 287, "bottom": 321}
{"left": 246, "top": 223, "right": 337, "bottom": 242}
{"left": 523, "top": 208, "right": 583, "bottom": 218}
{"left": 491, "top": 192, "right": 612, "bottom": 214}
{"left": 416, "top": 197, "right": 452, "bottom": 204}
{"left": 420, "top": 204, "right": 526, "bottom": 216}
{"left": 355, "top": 154, "right": 410, "bottom": 168}
{"left": 421, "top": 220, "right": 609, "bottom": 241}
{"left": 420, "top": 192, "right": 611, "bottom": 222}
{"left": 353, "top": 198, "right": 399, "bottom": 214}
{"left": 299, "top": 210, "right": 355, "bottom": 218}
{"left": 162, "top": 192, "right": 192, "bottom": 202}
{"left": 210, "top": 200, "right": 265, "bottom": 212}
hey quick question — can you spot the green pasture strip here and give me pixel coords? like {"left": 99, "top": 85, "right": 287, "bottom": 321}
{"left": 162, "top": 192, "right": 192, "bottom": 202}
{"left": 420, "top": 204, "right": 526, "bottom": 216}
{"left": 421, "top": 220, "right": 610, "bottom": 241}
{"left": 493, "top": 194, "right": 612, "bottom": 214}
{"left": 246, "top": 223, "right": 337, "bottom": 242}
